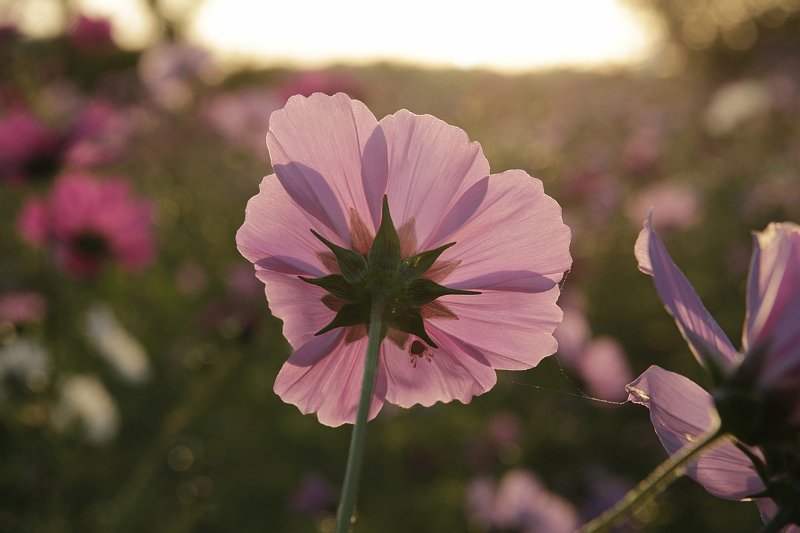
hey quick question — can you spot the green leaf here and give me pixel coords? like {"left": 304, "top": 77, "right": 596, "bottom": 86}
{"left": 315, "top": 303, "right": 370, "bottom": 336}
{"left": 405, "top": 278, "right": 480, "bottom": 307}
{"left": 311, "top": 229, "right": 368, "bottom": 284}
{"left": 386, "top": 308, "right": 437, "bottom": 348}
{"left": 298, "top": 274, "right": 355, "bottom": 300}
{"left": 400, "top": 242, "right": 455, "bottom": 279}
{"left": 368, "top": 196, "right": 401, "bottom": 271}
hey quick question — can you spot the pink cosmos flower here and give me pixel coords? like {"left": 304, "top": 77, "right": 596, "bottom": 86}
{"left": 0, "top": 292, "right": 46, "bottom": 326}
{"left": 0, "top": 107, "right": 63, "bottom": 183}
{"left": 17, "top": 173, "right": 155, "bottom": 277}
{"left": 467, "top": 470, "right": 579, "bottom": 533}
{"left": 634, "top": 216, "right": 800, "bottom": 436}
{"left": 628, "top": 216, "right": 800, "bottom": 529}
{"left": 237, "top": 93, "right": 571, "bottom": 427}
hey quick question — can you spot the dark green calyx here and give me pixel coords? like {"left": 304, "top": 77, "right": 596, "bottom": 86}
{"left": 301, "top": 196, "right": 479, "bottom": 349}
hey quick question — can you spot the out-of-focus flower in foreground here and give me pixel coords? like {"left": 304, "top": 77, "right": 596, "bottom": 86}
{"left": 237, "top": 93, "right": 571, "bottom": 426}
{"left": 17, "top": 173, "right": 155, "bottom": 277}
{"left": 629, "top": 216, "right": 800, "bottom": 529}
{"left": 467, "top": 469, "right": 579, "bottom": 533}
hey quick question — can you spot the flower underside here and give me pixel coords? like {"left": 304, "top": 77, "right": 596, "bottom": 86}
{"left": 300, "top": 196, "right": 479, "bottom": 351}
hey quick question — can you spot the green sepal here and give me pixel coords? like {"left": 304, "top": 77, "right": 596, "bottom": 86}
{"left": 315, "top": 303, "right": 370, "bottom": 336}
{"left": 386, "top": 308, "right": 437, "bottom": 348}
{"left": 310, "top": 229, "right": 368, "bottom": 284}
{"left": 400, "top": 242, "right": 455, "bottom": 279}
{"left": 368, "top": 196, "right": 402, "bottom": 271}
{"left": 298, "top": 274, "right": 354, "bottom": 300}
{"left": 405, "top": 278, "right": 480, "bottom": 307}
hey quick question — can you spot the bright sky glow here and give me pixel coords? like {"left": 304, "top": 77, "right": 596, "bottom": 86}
{"left": 20, "top": 0, "right": 657, "bottom": 72}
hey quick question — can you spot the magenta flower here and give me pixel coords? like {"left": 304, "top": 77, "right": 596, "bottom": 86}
{"left": 68, "top": 15, "right": 115, "bottom": 52}
{"left": 237, "top": 93, "right": 571, "bottom": 427}
{"left": 0, "top": 103, "right": 131, "bottom": 184}
{"left": 17, "top": 173, "right": 155, "bottom": 277}
{"left": 467, "top": 470, "right": 579, "bottom": 533}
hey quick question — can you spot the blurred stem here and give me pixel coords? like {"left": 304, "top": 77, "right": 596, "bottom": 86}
{"left": 110, "top": 349, "right": 242, "bottom": 532}
{"left": 335, "top": 300, "right": 386, "bottom": 533}
{"left": 580, "top": 425, "right": 727, "bottom": 533}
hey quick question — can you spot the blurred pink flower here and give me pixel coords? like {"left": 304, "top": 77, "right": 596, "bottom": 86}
{"left": 554, "top": 305, "right": 632, "bottom": 402}
{"left": 139, "top": 42, "right": 219, "bottom": 110}
{"left": 237, "top": 93, "right": 571, "bottom": 426}
{"left": 276, "top": 71, "right": 363, "bottom": 103}
{"left": 0, "top": 102, "right": 131, "bottom": 183}
{"left": 467, "top": 470, "right": 579, "bottom": 533}
{"left": 202, "top": 88, "right": 279, "bottom": 154}
{"left": 626, "top": 181, "right": 701, "bottom": 231}
{"left": 0, "top": 108, "right": 63, "bottom": 183}
{"left": 68, "top": 15, "right": 115, "bottom": 52}
{"left": 0, "top": 292, "right": 46, "bottom": 326}
{"left": 289, "top": 473, "right": 337, "bottom": 517}
{"left": 17, "top": 173, "right": 155, "bottom": 277}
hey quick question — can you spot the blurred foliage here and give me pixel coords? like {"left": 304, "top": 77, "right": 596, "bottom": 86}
{"left": 627, "top": 0, "right": 800, "bottom": 77}
{"left": 0, "top": 4, "right": 799, "bottom": 533}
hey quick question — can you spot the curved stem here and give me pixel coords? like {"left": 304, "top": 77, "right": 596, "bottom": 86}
{"left": 580, "top": 426, "right": 727, "bottom": 533}
{"left": 335, "top": 300, "right": 385, "bottom": 533}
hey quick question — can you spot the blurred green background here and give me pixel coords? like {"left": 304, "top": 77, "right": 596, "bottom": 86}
{"left": 1, "top": 0, "right": 799, "bottom": 531}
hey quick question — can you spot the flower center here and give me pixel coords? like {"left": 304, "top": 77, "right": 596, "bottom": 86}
{"left": 72, "top": 230, "right": 110, "bottom": 259}
{"left": 300, "top": 196, "right": 478, "bottom": 349}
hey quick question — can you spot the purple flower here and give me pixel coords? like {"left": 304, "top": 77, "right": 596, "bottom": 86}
{"left": 237, "top": 93, "right": 571, "bottom": 426}
{"left": 467, "top": 470, "right": 579, "bottom": 533}
{"left": 629, "top": 216, "right": 800, "bottom": 529}
{"left": 17, "top": 173, "right": 155, "bottom": 277}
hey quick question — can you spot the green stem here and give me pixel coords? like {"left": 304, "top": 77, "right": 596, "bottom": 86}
{"left": 580, "top": 426, "right": 727, "bottom": 533}
{"left": 335, "top": 300, "right": 386, "bottom": 533}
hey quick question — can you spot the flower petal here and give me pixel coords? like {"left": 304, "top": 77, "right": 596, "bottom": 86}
{"left": 756, "top": 499, "right": 800, "bottom": 532}
{"left": 744, "top": 222, "right": 800, "bottom": 385}
{"left": 627, "top": 366, "right": 765, "bottom": 500}
{"left": 635, "top": 214, "right": 740, "bottom": 372}
{"left": 431, "top": 288, "right": 561, "bottom": 370}
{"left": 255, "top": 270, "right": 334, "bottom": 349}
{"left": 266, "top": 93, "right": 387, "bottom": 243}
{"left": 437, "top": 170, "right": 571, "bottom": 289}
{"left": 274, "top": 333, "right": 387, "bottom": 427}
{"left": 379, "top": 110, "right": 490, "bottom": 248}
{"left": 382, "top": 330, "right": 497, "bottom": 408}
{"left": 237, "top": 174, "right": 333, "bottom": 277}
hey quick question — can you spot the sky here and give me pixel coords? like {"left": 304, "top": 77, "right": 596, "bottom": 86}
{"left": 10, "top": 0, "right": 659, "bottom": 72}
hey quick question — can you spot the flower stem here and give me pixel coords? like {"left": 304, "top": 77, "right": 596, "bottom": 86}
{"left": 335, "top": 300, "right": 385, "bottom": 533}
{"left": 580, "top": 426, "right": 727, "bottom": 533}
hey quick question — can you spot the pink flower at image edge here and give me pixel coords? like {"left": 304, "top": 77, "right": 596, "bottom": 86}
{"left": 237, "top": 93, "right": 571, "bottom": 427}
{"left": 627, "top": 215, "right": 800, "bottom": 529}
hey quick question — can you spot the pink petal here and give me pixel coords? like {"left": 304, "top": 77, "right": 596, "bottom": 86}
{"left": 237, "top": 173, "right": 331, "bottom": 277}
{"left": 756, "top": 499, "right": 800, "bottom": 532}
{"left": 274, "top": 333, "right": 387, "bottom": 427}
{"left": 439, "top": 170, "right": 571, "bottom": 289}
{"left": 382, "top": 330, "right": 497, "bottom": 408}
{"left": 379, "top": 110, "right": 490, "bottom": 249}
{"left": 744, "top": 222, "right": 800, "bottom": 386}
{"left": 627, "top": 366, "right": 765, "bottom": 500}
{"left": 266, "top": 93, "right": 387, "bottom": 243}
{"left": 432, "top": 288, "right": 561, "bottom": 370}
{"left": 635, "top": 214, "right": 741, "bottom": 371}
{"left": 255, "top": 270, "right": 335, "bottom": 349}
